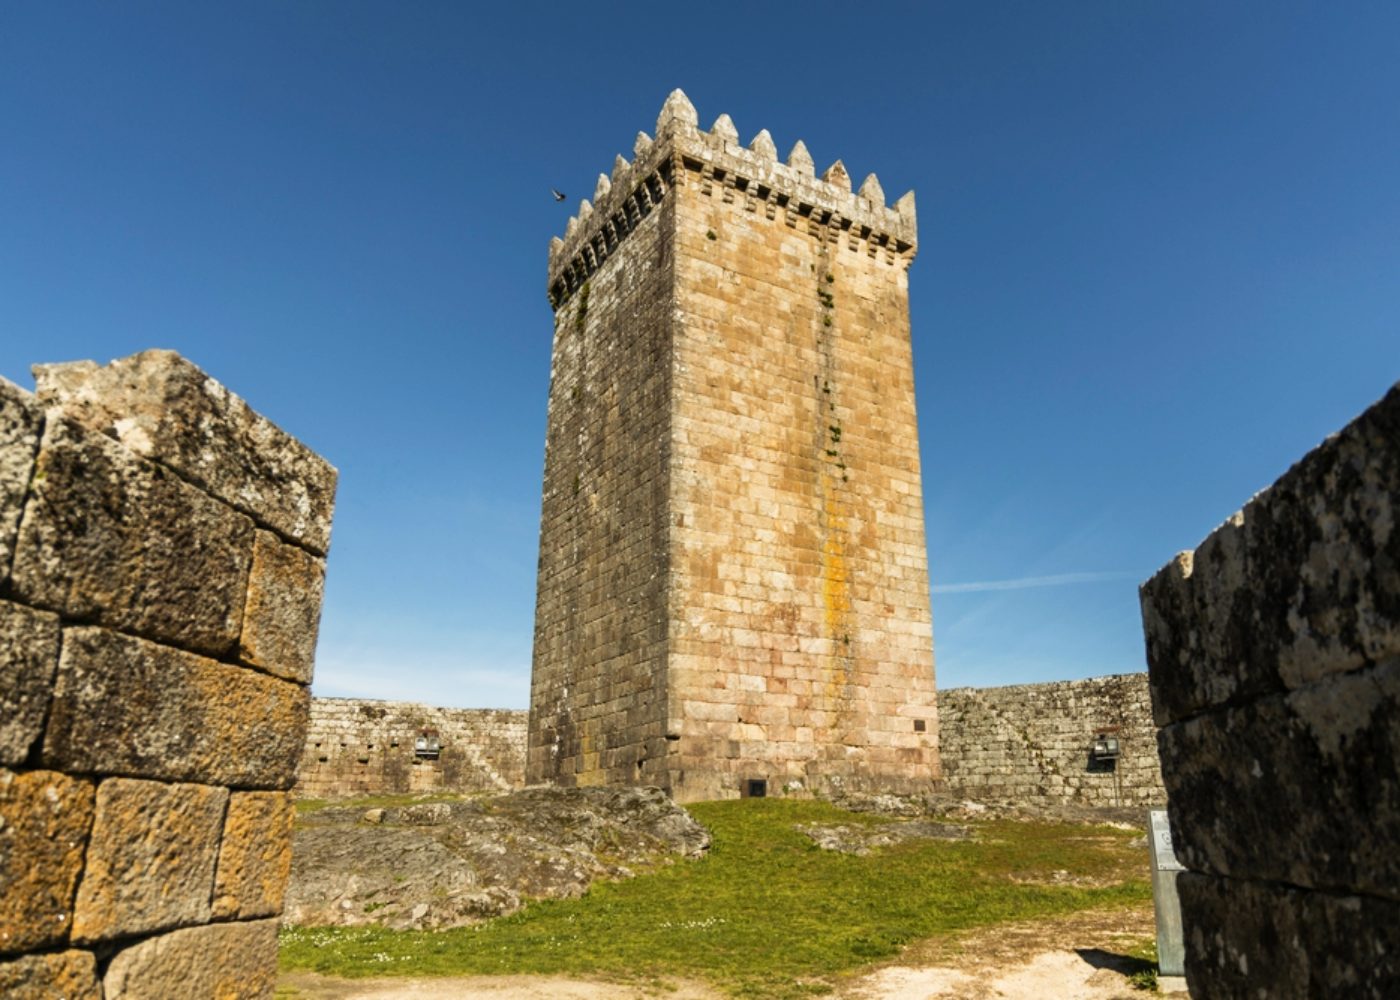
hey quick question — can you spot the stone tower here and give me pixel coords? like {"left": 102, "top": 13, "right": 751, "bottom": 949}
{"left": 528, "top": 90, "right": 938, "bottom": 802}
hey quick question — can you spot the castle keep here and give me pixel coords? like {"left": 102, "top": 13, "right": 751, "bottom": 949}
{"left": 529, "top": 91, "right": 939, "bottom": 801}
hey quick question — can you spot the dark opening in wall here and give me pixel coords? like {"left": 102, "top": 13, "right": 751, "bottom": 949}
{"left": 913, "top": 719, "right": 926, "bottom": 732}
{"left": 415, "top": 731, "right": 442, "bottom": 759}
{"left": 745, "top": 779, "right": 767, "bottom": 798}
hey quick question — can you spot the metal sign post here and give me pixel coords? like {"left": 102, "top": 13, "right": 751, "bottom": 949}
{"left": 1148, "top": 808, "right": 1186, "bottom": 979}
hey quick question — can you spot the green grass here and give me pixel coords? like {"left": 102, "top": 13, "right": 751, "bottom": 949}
{"left": 279, "top": 799, "right": 1149, "bottom": 998}
{"left": 1122, "top": 936, "right": 1159, "bottom": 990}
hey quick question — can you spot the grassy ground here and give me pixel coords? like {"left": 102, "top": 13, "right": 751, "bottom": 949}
{"left": 280, "top": 798, "right": 1150, "bottom": 999}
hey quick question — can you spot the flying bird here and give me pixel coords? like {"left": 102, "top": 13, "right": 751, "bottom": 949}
{"left": 551, "top": 188, "right": 567, "bottom": 202}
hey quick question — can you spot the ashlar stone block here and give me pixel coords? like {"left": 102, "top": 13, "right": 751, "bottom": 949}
{"left": 0, "top": 599, "right": 60, "bottom": 766}
{"left": 0, "top": 950, "right": 100, "bottom": 1000}
{"left": 43, "top": 627, "right": 310, "bottom": 789}
{"left": 102, "top": 918, "right": 279, "bottom": 1000}
{"left": 239, "top": 529, "right": 326, "bottom": 683}
{"left": 35, "top": 349, "right": 338, "bottom": 555}
{"left": 0, "top": 377, "right": 42, "bottom": 586}
{"left": 1178, "top": 871, "right": 1400, "bottom": 999}
{"left": 212, "top": 791, "right": 295, "bottom": 919}
{"left": 72, "top": 778, "right": 228, "bottom": 943}
{"left": 1157, "top": 655, "right": 1400, "bottom": 898}
{"left": 9, "top": 415, "right": 255, "bottom": 657}
{"left": 0, "top": 769, "right": 95, "bottom": 955}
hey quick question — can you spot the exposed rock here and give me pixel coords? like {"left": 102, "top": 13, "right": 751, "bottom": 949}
{"left": 0, "top": 950, "right": 100, "bottom": 1000}
{"left": 42, "top": 627, "right": 310, "bottom": 789}
{"left": 238, "top": 529, "right": 326, "bottom": 683}
{"left": 828, "top": 789, "right": 1148, "bottom": 830}
{"left": 10, "top": 415, "right": 254, "bottom": 657}
{"left": 0, "top": 600, "right": 60, "bottom": 767}
{"left": 285, "top": 785, "right": 710, "bottom": 930}
{"left": 102, "top": 918, "right": 279, "bottom": 1000}
{"left": 0, "top": 769, "right": 95, "bottom": 955}
{"left": 34, "top": 350, "right": 338, "bottom": 555}
{"left": 801, "top": 820, "right": 970, "bottom": 855}
{"left": 828, "top": 790, "right": 928, "bottom": 817}
{"left": 73, "top": 778, "right": 227, "bottom": 943}
{"left": 213, "top": 791, "right": 296, "bottom": 920}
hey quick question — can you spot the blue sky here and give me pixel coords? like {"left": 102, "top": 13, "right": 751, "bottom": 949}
{"left": 2, "top": 3, "right": 1396, "bottom": 707}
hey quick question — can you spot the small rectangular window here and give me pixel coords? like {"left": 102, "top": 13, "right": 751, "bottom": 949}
{"left": 913, "top": 719, "right": 927, "bottom": 732}
{"left": 745, "top": 779, "right": 767, "bottom": 798}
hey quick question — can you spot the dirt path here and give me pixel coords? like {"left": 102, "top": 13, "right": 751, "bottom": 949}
{"left": 278, "top": 905, "right": 1188, "bottom": 999}
{"left": 835, "top": 906, "right": 1187, "bottom": 1000}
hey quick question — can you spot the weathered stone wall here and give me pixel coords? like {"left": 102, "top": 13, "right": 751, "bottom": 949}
{"left": 1140, "top": 382, "right": 1400, "bottom": 999}
{"left": 527, "top": 139, "right": 677, "bottom": 790}
{"left": 0, "top": 351, "right": 335, "bottom": 999}
{"left": 300, "top": 676, "right": 1162, "bottom": 806}
{"left": 296, "top": 699, "right": 527, "bottom": 798}
{"left": 531, "top": 90, "right": 937, "bottom": 802}
{"left": 938, "top": 674, "right": 1165, "bottom": 806}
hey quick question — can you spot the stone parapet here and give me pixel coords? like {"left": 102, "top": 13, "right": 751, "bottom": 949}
{"left": 1140, "top": 381, "right": 1399, "bottom": 998}
{"left": 546, "top": 88, "right": 916, "bottom": 307}
{"left": 0, "top": 352, "right": 336, "bottom": 999}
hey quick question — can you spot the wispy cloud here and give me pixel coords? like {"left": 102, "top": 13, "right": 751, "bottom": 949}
{"left": 932, "top": 571, "right": 1134, "bottom": 594}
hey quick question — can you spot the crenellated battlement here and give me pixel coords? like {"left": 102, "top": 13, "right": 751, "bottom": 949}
{"left": 547, "top": 89, "right": 918, "bottom": 308}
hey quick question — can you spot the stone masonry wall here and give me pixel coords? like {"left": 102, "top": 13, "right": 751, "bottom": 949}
{"left": 303, "top": 676, "right": 1165, "bottom": 805}
{"left": 527, "top": 145, "right": 677, "bottom": 790}
{"left": 1140, "top": 382, "right": 1399, "bottom": 999}
{"left": 532, "top": 90, "right": 936, "bottom": 802}
{"left": 296, "top": 699, "right": 527, "bottom": 798}
{"left": 0, "top": 351, "right": 336, "bottom": 1000}
{"left": 939, "top": 674, "right": 1165, "bottom": 807}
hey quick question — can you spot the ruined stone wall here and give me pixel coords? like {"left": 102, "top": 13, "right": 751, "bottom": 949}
{"left": 1140, "top": 382, "right": 1399, "bottom": 999}
{"left": 532, "top": 91, "right": 936, "bottom": 802}
{"left": 938, "top": 674, "right": 1165, "bottom": 806}
{"left": 296, "top": 699, "right": 527, "bottom": 798}
{"left": 0, "top": 351, "right": 336, "bottom": 999}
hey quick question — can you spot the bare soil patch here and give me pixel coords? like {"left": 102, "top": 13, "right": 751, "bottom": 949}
{"left": 835, "top": 904, "right": 1184, "bottom": 1000}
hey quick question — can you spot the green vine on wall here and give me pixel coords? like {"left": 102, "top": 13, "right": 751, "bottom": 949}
{"left": 574, "top": 282, "right": 590, "bottom": 332}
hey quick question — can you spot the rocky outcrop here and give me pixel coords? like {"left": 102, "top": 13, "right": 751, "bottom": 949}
{"left": 801, "top": 820, "right": 969, "bottom": 855}
{"left": 285, "top": 786, "right": 710, "bottom": 930}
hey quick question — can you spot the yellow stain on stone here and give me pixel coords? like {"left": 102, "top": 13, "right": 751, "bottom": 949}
{"left": 576, "top": 726, "right": 603, "bottom": 786}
